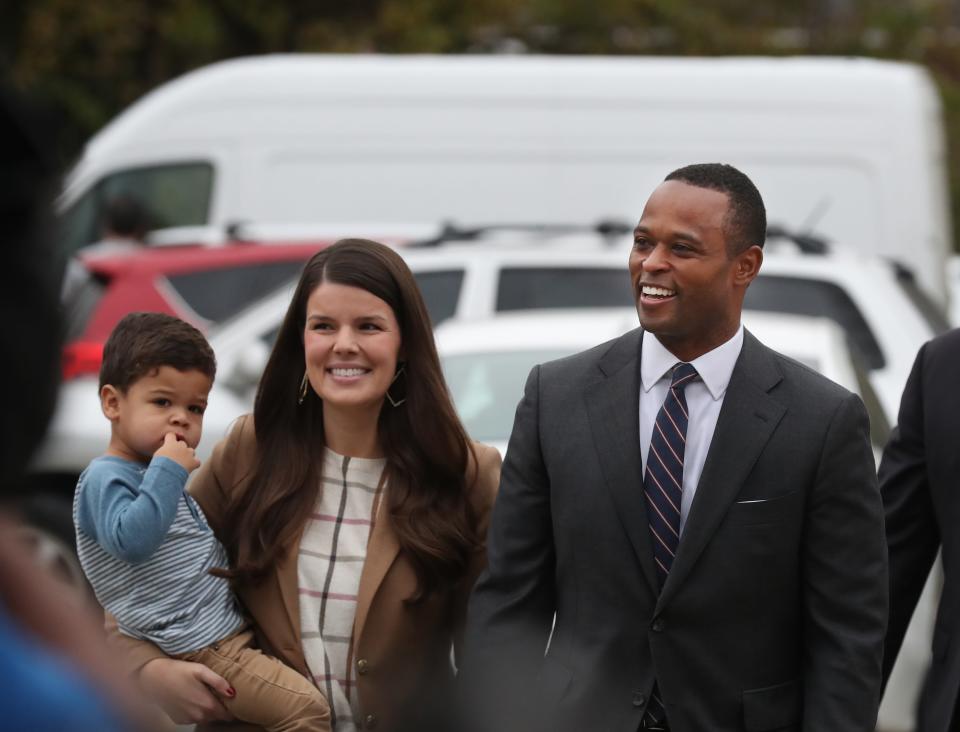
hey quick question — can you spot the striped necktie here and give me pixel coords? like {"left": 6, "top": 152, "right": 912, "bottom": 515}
{"left": 641, "top": 362, "right": 697, "bottom": 727}
{"left": 644, "top": 361, "right": 698, "bottom": 587}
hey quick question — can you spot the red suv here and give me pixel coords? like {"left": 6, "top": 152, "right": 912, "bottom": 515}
{"left": 62, "top": 240, "right": 331, "bottom": 380}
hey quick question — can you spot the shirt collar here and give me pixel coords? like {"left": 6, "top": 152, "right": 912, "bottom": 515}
{"left": 640, "top": 325, "right": 745, "bottom": 401}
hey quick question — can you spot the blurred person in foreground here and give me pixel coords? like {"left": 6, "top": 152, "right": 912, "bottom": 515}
{"left": 79, "top": 313, "right": 331, "bottom": 731}
{"left": 880, "top": 328, "right": 960, "bottom": 732}
{"left": 110, "top": 239, "right": 501, "bottom": 731}
{"left": 464, "top": 163, "right": 887, "bottom": 732}
{"left": 0, "top": 85, "right": 143, "bottom": 731}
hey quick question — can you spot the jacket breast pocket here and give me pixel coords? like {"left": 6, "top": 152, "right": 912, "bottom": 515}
{"left": 742, "top": 679, "right": 800, "bottom": 731}
{"left": 727, "top": 490, "right": 801, "bottom": 527}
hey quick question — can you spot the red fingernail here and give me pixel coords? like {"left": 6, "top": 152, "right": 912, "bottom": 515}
{"left": 227, "top": 687, "right": 236, "bottom": 697}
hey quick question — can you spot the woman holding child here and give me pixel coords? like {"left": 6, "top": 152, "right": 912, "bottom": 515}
{"left": 116, "top": 239, "right": 501, "bottom": 731}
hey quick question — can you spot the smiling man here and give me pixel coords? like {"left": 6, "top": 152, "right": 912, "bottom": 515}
{"left": 464, "top": 163, "right": 888, "bottom": 732}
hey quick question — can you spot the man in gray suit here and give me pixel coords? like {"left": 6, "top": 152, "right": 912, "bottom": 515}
{"left": 464, "top": 163, "right": 887, "bottom": 732}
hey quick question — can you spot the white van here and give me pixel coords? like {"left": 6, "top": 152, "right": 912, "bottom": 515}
{"left": 59, "top": 54, "right": 953, "bottom": 306}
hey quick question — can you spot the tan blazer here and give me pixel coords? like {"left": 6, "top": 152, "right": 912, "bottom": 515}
{"left": 113, "top": 414, "right": 501, "bottom": 731}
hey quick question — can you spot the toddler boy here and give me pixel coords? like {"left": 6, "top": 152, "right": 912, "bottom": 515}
{"left": 73, "top": 312, "right": 329, "bottom": 731}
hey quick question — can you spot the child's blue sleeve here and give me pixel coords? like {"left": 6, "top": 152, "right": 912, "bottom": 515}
{"left": 75, "top": 457, "right": 189, "bottom": 564}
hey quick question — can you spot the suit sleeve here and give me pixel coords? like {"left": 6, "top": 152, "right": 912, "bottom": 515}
{"left": 462, "top": 365, "right": 557, "bottom": 727}
{"left": 878, "top": 342, "right": 939, "bottom": 684}
{"left": 802, "top": 392, "right": 888, "bottom": 731}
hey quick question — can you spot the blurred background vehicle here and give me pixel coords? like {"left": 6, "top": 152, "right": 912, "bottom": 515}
{"left": 403, "top": 226, "right": 948, "bottom": 417}
{"left": 60, "top": 240, "right": 327, "bottom": 380}
{"left": 58, "top": 55, "right": 953, "bottom": 311}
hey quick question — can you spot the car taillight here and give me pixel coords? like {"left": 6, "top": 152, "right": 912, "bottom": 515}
{"left": 62, "top": 342, "right": 104, "bottom": 381}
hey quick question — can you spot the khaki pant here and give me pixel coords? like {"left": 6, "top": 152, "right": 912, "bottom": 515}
{"left": 178, "top": 629, "right": 330, "bottom": 732}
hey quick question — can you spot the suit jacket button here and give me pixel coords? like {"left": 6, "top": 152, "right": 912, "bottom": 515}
{"left": 651, "top": 617, "right": 665, "bottom": 632}
{"left": 356, "top": 658, "right": 369, "bottom": 675}
{"left": 632, "top": 692, "right": 646, "bottom": 707}
{"left": 364, "top": 713, "right": 379, "bottom": 728}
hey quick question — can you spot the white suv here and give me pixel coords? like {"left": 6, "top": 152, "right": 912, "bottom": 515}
{"left": 400, "top": 229, "right": 949, "bottom": 422}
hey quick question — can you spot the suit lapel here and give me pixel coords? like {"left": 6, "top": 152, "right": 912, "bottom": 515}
{"left": 354, "top": 486, "right": 401, "bottom": 644}
{"left": 275, "top": 525, "right": 306, "bottom": 653}
{"left": 657, "top": 331, "right": 785, "bottom": 608}
{"left": 584, "top": 328, "right": 659, "bottom": 595}
{"left": 272, "top": 475, "right": 400, "bottom": 670}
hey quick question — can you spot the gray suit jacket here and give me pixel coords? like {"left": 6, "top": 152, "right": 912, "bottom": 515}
{"left": 465, "top": 328, "right": 887, "bottom": 732}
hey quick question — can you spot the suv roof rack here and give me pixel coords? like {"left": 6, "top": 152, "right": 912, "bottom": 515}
{"left": 408, "top": 220, "right": 633, "bottom": 248}
{"left": 765, "top": 224, "right": 830, "bottom": 255}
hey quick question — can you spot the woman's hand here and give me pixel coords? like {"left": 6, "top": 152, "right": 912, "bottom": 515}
{"left": 139, "top": 657, "right": 235, "bottom": 724}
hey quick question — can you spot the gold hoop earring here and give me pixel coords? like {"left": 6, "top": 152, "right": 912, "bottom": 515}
{"left": 386, "top": 365, "right": 406, "bottom": 408}
{"left": 298, "top": 372, "right": 310, "bottom": 405}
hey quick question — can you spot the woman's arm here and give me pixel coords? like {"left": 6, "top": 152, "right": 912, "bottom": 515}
{"left": 138, "top": 658, "right": 234, "bottom": 724}
{"left": 104, "top": 612, "right": 234, "bottom": 724}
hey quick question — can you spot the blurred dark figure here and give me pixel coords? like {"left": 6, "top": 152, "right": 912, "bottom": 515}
{"left": 98, "top": 194, "right": 150, "bottom": 247}
{"left": 881, "top": 328, "right": 960, "bottom": 732}
{"left": 61, "top": 193, "right": 150, "bottom": 304}
{"left": 0, "top": 85, "right": 146, "bottom": 732}
{"left": 0, "top": 87, "right": 62, "bottom": 471}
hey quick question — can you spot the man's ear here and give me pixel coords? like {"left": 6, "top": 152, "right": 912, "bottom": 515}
{"left": 100, "top": 385, "right": 122, "bottom": 421}
{"left": 734, "top": 245, "right": 763, "bottom": 286}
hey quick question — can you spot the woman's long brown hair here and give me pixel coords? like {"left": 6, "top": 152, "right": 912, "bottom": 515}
{"left": 215, "top": 239, "right": 477, "bottom": 601}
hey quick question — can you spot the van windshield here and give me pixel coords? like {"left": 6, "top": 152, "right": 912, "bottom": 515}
{"left": 60, "top": 162, "right": 213, "bottom": 255}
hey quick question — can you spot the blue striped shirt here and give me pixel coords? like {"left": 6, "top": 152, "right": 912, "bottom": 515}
{"left": 73, "top": 455, "right": 245, "bottom": 655}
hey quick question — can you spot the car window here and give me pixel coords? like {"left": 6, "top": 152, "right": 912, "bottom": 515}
{"left": 744, "top": 275, "right": 885, "bottom": 370}
{"left": 59, "top": 188, "right": 100, "bottom": 258}
{"left": 61, "top": 263, "right": 106, "bottom": 341}
{"left": 442, "top": 349, "right": 571, "bottom": 443}
{"left": 412, "top": 270, "right": 464, "bottom": 326}
{"left": 60, "top": 162, "right": 214, "bottom": 255}
{"left": 166, "top": 260, "right": 306, "bottom": 324}
{"left": 496, "top": 268, "right": 633, "bottom": 312}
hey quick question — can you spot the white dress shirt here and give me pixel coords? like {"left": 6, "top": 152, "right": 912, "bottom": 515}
{"left": 639, "top": 326, "right": 744, "bottom": 535}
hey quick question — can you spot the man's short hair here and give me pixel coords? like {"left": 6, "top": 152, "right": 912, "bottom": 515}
{"left": 665, "top": 163, "right": 766, "bottom": 254}
{"left": 101, "top": 195, "right": 149, "bottom": 240}
{"left": 99, "top": 312, "right": 216, "bottom": 392}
